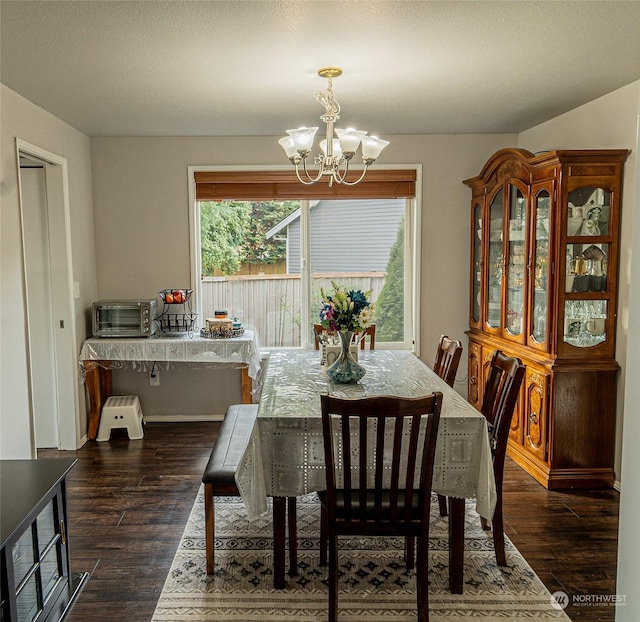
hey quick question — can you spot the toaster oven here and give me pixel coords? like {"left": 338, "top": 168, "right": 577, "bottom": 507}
{"left": 92, "top": 299, "right": 158, "bottom": 337}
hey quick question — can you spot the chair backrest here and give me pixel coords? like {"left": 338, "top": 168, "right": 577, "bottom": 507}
{"left": 358, "top": 324, "right": 376, "bottom": 350}
{"left": 481, "top": 350, "right": 525, "bottom": 470}
{"left": 433, "top": 335, "right": 463, "bottom": 387}
{"left": 313, "top": 324, "right": 376, "bottom": 350}
{"left": 320, "top": 392, "right": 442, "bottom": 528}
{"left": 313, "top": 324, "right": 324, "bottom": 350}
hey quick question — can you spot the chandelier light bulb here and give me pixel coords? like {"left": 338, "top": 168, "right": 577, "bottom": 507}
{"left": 319, "top": 138, "right": 343, "bottom": 160}
{"left": 278, "top": 136, "right": 299, "bottom": 159}
{"left": 278, "top": 67, "right": 389, "bottom": 186}
{"left": 362, "top": 136, "right": 390, "bottom": 161}
{"left": 335, "top": 128, "right": 367, "bottom": 158}
{"left": 286, "top": 127, "right": 319, "bottom": 154}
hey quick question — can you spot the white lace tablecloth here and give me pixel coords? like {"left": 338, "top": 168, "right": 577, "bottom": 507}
{"left": 236, "top": 349, "right": 496, "bottom": 520}
{"left": 79, "top": 330, "right": 262, "bottom": 379}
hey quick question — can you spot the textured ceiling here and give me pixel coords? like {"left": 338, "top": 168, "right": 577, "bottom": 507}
{"left": 2, "top": 0, "right": 640, "bottom": 137}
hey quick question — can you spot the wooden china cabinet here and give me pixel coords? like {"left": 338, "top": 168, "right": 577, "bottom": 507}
{"left": 464, "top": 148, "right": 629, "bottom": 489}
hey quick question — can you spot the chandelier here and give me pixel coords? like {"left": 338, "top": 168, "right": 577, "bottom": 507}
{"left": 278, "top": 67, "right": 389, "bottom": 186}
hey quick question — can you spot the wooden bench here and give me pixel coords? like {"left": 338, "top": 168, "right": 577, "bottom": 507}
{"left": 202, "top": 404, "right": 297, "bottom": 584}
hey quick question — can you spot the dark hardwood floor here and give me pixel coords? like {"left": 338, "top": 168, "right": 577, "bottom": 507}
{"left": 39, "top": 422, "right": 620, "bottom": 621}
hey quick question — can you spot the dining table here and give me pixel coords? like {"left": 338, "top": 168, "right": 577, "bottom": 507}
{"left": 79, "top": 330, "right": 262, "bottom": 439}
{"left": 235, "top": 349, "right": 497, "bottom": 593}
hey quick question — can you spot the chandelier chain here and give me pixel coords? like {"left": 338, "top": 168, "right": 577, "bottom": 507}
{"left": 315, "top": 77, "right": 341, "bottom": 121}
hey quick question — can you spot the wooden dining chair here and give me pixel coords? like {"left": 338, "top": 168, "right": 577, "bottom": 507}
{"left": 433, "top": 335, "right": 463, "bottom": 516}
{"left": 313, "top": 323, "right": 325, "bottom": 350}
{"left": 318, "top": 392, "right": 442, "bottom": 622}
{"left": 313, "top": 323, "right": 376, "bottom": 350}
{"left": 480, "top": 349, "right": 525, "bottom": 566}
{"left": 356, "top": 324, "right": 376, "bottom": 349}
{"left": 433, "top": 335, "right": 463, "bottom": 387}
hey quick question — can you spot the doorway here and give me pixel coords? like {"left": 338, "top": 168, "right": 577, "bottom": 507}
{"left": 17, "top": 139, "right": 79, "bottom": 452}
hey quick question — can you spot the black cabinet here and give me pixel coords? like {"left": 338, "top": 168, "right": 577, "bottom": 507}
{"left": 1, "top": 459, "right": 87, "bottom": 622}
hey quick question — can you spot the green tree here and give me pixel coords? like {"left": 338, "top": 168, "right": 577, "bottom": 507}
{"left": 200, "top": 200, "right": 298, "bottom": 276}
{"left": 375, "top": 217, "right": 404, "bottom": 341}
{"left": 241, "top": 201, "right": 296, "bottom": 265}
{"left": 200, "top": 201, "right": 250, "bottom": 275}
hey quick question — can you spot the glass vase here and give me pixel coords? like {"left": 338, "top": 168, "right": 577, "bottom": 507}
{"left": 325, "top": 330, "right": 366, "bottom": 383}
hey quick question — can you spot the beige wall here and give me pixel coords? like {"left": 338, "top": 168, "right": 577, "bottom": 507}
{"left": 616, "top": 86, "right": 640, "bottom": 619}
{"left": 517, "top": 84, "right": 640, "bottom": 614}
{"left": 1, "top": 84, "right": 97, "bottom": 458}
{"left": 518, "top": 80, "right": 640, "bottom": 484}
{"left": 90, "top": 133, "right": 515, "bottom": 405}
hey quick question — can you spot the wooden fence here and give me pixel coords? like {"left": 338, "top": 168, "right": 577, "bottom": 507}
{"left": 201, "top": 273, "right": 385, "bottom": 347}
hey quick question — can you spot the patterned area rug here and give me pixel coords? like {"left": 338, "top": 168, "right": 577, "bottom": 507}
{"left": 152, "top": 488, "right": 570, "bottom": 621}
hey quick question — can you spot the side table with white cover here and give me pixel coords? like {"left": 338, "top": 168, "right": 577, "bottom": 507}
{"left": 235, "top": 349, "right": 496, "bottom": 593}
{"left": 79, "top": 330, "right": 262, "bottom": 440}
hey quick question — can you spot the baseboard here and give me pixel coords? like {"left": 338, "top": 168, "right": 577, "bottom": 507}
{"left": 143, "top": 413, "right": 225, "bottom": 423}
{"left": 507, "top": 442, "right": 615, "bottom": 489}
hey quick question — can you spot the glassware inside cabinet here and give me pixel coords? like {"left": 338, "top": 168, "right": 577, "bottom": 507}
{"left": 565, "top": 243, "right": 608, "bottom": 293}
{"left": 532, "top": 190, "right": 550, "bottom": 343}
{"left": 567, "top": 186, "right": 611, "bottom": 236}
{"left": 472, "top": 203, "right": 482, "bottom": 323}
{"left": 564, "top": 299, "right": 607, "bottom": 347}
{"left": 487, "top": 189, "right": 503, "bottom": 329}
{"left": 506, "top": 187, "right": 525, "bottom": 336}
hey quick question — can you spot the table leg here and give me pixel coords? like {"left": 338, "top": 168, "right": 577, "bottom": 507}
{"left": 241, "top": 365, "right": 252, "bottom": 404}
{"left": 288, "top": 497, "right": 298, "bottom": 576}
{"left": 273, "top": 496, "right": 286, "bottom": 589}
{"left": 84, "top": 361, "right": 113, "bottom": 441}
{"left": 99, "top": 362, "right": 112, "bottom": 401}
{"left": 448, "top": 497, "right": 465, "bottom": 594}
{"left": 84, "top": 362, "right": 100, "bottom": 440}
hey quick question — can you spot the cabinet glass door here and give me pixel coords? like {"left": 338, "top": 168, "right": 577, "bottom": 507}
{"left": 471, "top": 202, "right": 482, "bottom": 325}
{"left": 566, "top": 242, "right": 608, "bottom": 294}
{"left": 12, "top": 527, "right": 35, "bottom": 588}
{"left": 505, "top": 186, "right": 525, "bottom": 336}
{"left": 15, "top": 573, "right": 39, "bottom": 622}
{"left": 37, "top": 501, "right": 62, "bottom": 604}
{"left": 486, "top": 189, "right": 503, "bottom": 330}
{"left": 531, "top": 189, "right": 551, "bottom": 346}
{"left": 10, "top": 497, "right": 66, "bottom": 622}
{"left": 564, "top": 299, "right": 607, "bottom": 347}
{"left": 563, "top": 185, "right": 611, "bottom": 349}
{"left": 567, "top": 187, "right": 611, "bottom": 237}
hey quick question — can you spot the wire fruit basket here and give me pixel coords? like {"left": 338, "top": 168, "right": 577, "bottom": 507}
{"left": 158, "top": 313, "right": 198, "bottom": 333}
{"left": 157, "top": 288, "right": 197, "bottom": 333}
{"left": 158, "top": 289, "right": 193, "bottom": 304}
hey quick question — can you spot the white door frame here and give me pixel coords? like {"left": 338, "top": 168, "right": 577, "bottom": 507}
{"left": 16, "top": 138, "right": 80, "bottom": 452}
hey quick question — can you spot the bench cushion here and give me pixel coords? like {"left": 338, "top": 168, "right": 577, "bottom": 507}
{"left": 202, "top": 404, "right": 258, "bottom": 486}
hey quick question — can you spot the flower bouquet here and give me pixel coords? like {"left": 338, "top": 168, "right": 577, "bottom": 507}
{"left": 318, "top": 282, "right": 374, "bottom": 383}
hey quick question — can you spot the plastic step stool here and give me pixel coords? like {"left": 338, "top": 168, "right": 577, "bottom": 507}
{"left": 96, "top": 395, "right": 144, "bottom": 441}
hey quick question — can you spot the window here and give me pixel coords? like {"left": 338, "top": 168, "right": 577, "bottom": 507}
{"left": 189, "top": 169, "right": 420, "bottom": 350}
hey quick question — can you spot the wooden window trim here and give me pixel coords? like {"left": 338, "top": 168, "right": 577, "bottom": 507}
{"left": 195, "top": 169, "right": 416, "bottom": 201}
